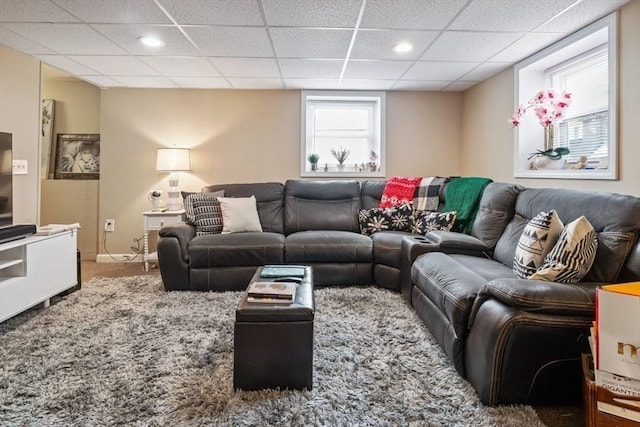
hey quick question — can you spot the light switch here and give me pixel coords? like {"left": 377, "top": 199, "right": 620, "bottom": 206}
{"left": 12, "top": 159, "right": 28, "bottom": 175}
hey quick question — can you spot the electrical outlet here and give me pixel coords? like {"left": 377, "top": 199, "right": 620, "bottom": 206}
{"left": 104, "top": 219, "right": 115, "bottom": 232}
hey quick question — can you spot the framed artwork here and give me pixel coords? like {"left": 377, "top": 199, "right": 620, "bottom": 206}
{"left": 41, "top": 99, "right": 55, "bottom": 179}
{"left": 54, "top": 134, "right": 100, "bottom": 180}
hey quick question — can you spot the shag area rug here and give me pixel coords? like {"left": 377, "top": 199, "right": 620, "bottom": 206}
{"left": 0, "top": 276, "right": 546, "bottom": 426}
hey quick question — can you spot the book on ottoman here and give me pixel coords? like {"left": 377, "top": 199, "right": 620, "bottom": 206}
{"left": 247, "top": 281, "right": 296, "bottom": 301}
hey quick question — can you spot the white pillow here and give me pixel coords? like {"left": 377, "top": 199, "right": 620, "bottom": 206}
{"left": 513, "top": 210, "right": 563, "bottom": 279}
{"left": 529, "top": 216, "right": 598, "bottom": 283}
{"left": 217, "top": 196, "right": 263, "bottom": 234}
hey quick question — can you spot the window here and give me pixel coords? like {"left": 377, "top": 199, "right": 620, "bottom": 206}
{"left": 513, "top": 13, "right": 617, "bottom": 179}
{"left": 301, "top": 91, "right": 385, "bottom": 177}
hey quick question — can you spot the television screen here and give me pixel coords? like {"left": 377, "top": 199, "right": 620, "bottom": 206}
{"left": 0, "top": 132, "right": 12, "bottom": 228}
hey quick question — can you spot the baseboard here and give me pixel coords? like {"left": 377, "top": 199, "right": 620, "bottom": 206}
{"left": 96, "top": 254, "right": 142, "bottom": 263}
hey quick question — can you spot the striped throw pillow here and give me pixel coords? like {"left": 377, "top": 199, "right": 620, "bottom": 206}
{"left": 183, "top": 190, "right": 224, "bottom": 225}
{"left": 192, "top": 197, "right": 224, "bottom": 236}
{"left": 529, "top": 216, "right": 598, "bottom": 283}
{"left": 513, "top": 210, "right": 563, "bottom": 279}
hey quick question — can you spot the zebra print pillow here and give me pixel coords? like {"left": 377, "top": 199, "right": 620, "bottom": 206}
{"left": 192, "top": 197, "right": 224, "bottom": 236}
{"left": 529, "top": 216, "right": 598, "bottom": 283}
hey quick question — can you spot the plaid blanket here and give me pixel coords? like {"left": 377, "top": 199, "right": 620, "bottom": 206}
{"left": 414, "top": 177, "right": 450, "bottom": 211}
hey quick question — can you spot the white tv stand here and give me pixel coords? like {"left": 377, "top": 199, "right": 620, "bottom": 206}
{"left": 0, "top": 230, "right": 78, "bottom": 323}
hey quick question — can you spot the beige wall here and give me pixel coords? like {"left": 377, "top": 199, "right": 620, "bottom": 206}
{"left": 461, "top": 0, "right": 640, "bottom": 195}
{"left": 41, "top": 76, "right": 101, "bottom": 259}
{"left": 0, "top": 45, "right": 41, "bottom": 224}
{"left": 99, "top": 89, "right": 463, "bottom": 254}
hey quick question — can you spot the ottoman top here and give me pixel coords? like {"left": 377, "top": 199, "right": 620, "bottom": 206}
{"left": 236, "top": 266, "right": 315, "bottom": 322}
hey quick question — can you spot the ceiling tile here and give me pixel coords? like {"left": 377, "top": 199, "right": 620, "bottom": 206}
{"left": 210, "top": 57, "right": 280, "bottom": 78}
{"left": 115, "top": 76, "right": 178, "bottom": 88}
{"left": 92, "top": 24, "right": 199, "bottom": 56}
{"left": 350, "top": 29, "right": 439, "bottom": 60}
{"left": 421, "top": 31, "right": 522, "bottom": 62}
{"left": 490, "top": 32, "right": 565, "bottom": 62}
{"left": 138, "top": 56, "right": 219, "bottom": 77}
{"left": 184, "top": 26, "right": 273, "bottom": 57}
{"left": 227, "top": 78, "right": 284, "bottom": 89}
{"left": 535, "top": 0, "right": 629, "bottom": 34}
{"left": 449, "top": 0, "right": 577, "bottom": 32}
{"left": 279, "top": 59, "right": 342, "bottom": 79}
{"left": 392, "top": 80, "right": 450, "bottom": 91}
{"left": 360, "top": 0, "right": 467, "bottom": 30}
{"left": 343, "top": 60, "right": 413, "bottom": 80}
{"left": 67, "top": 55, "right": 160, "bottom": 75}
{"left": 53, "top": 0, "right": 171, "bottom": 24}
{"left": 284, "top": 79, "right": 342, "bottom": 90}
{"left": 171, "top": 76, "right": 231, "bottom": 88}
{"left": 403, "top": 61, "right": 479, "bottom": 81}
{"left": 0, "top": 26, "right": 55, "bottom": 54}
{"left": 78, "top": 75, "right": 125, "bottom": 87}
{"left": 36, "top": 54, "right": 100, "bottom": 75}
{"left": 339, "top": 79, "right": 396, "bottom": 90}
{"left": 3, "top": 23, "right": 128, "bottom": 55}
{"left": 444, "top": 81, "right": 479, "bottom": 91}
{"left": 461, "top": 62, "right": 511, "bottom": 81}
{"left": 0, "top": 0, "right": 79, "bottom": 23}
{"left": 158, "top": 0, "right": 263, "bottom": 25}
{"left": 270, "top": 28, "right": 352, "bottom": 59}
{"left": 262, "top": 0, "right": 362, "bottom": 27}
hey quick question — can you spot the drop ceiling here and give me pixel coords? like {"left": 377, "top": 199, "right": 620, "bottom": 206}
{"left": 0, "top": 0, "right": 631, "bottom": 91}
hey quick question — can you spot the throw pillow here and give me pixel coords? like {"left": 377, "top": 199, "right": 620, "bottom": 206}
{"left": 358, "top": 203, "right": 414, "bottom": 236}
{"left": 412, "top": 210, "right": 457, "bottom": 235}
{"left": 183, "top": 190, "right": 224, "bottom": 225}
{"left": 379, "top": 176, "right": 422, "bottom": 208}
{"left": 217, "top": 196, "right": 263, "bottom": 234}
{"left": 513, "top": 210, "right": 564, "bottom": 279}
{"left": 192, "top": 198, "right": 224, "bottom": 236}
{"left": 529, "top": 216, "right": 598, "bottom": 283}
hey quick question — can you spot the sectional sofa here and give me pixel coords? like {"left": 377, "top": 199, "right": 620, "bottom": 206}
{"left": 157, "top": 179, "right": 640, "bottom": 406}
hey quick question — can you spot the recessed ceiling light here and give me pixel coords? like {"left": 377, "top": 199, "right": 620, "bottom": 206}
{"left": 138, "top": 35, "right": 165, "bottom": 48}
{"left": 393, "top": 42, "right": 413, "bottom": 53}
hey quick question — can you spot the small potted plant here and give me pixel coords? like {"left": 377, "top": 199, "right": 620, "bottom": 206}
{"left": 307, "top": 153, "right": 320, "bottom": 171}
{"left": 331, "top": 147, "right": 350, "bottom": 171}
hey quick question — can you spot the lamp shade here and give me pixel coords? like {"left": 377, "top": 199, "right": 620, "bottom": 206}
{"left": 156, "top": 148, "right": 191, "bottom": 172}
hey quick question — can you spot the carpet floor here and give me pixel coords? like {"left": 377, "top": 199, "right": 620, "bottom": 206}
{"left": 0, "top": 275, "right": 548, "bottom": 426}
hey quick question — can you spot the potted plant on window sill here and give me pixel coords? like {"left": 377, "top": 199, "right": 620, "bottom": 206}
{"left": 307, "top": 153, "right": 320, "bottom": 171}
{"left": 331, "top": 147, "right": 350, "bottom": 171}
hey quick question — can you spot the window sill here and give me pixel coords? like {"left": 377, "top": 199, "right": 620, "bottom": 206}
{"left": 300, "top": 170, "right": 385, "bottom": 178}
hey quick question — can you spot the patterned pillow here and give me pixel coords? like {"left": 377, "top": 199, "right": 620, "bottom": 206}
{"left": 358, "top": 203, "right": 414, "bottom": 236}
{"left": 379, "top": 176, "right": 422, "bottom": 208}
{"left": 529, "top": 216, "right": 598, "bottom": 283}
{"left": 192, "top": 197, "right": 224, "bottom": 236}
{"left": 182, "top": 190, "right": 224, "bottom": 225}
{"left": 513, "top": 210, "right": 564, "bottom": 279}
{"left": 412, "top": 211, "right": 457, "bottom": 235}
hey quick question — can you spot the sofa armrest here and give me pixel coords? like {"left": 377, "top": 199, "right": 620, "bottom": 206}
{"left": 424, "top": 230, "right": 492, "bottom": 256}
{"left": 158, "top": 223, "right": 195, "bottom": 263}
{"left": 468, "top": 278, "right": 598, "bottom": 328}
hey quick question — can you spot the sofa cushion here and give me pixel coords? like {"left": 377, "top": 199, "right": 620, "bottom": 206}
{"left": 182, "top": 190, "right": 224, "bottom": 225}
{"left": 379, "top": 176, "right": 422, "bottom": 208}
{"left": 513, "top": 210, "right": 563, "bottom": 279}
{"left": 529, "top": 216, "right": 598, "bottom": 283}
{"left": 412, "top": 210, "right": 457, "bottom": 235}
{"left": 217, "top": 196, "right": 263, "bottom": 234}
{"left": 192, "top": 198, "right": 224, "bottom": 236}
{"left": 358, "top": 203, "right": 413, "bottom": 236}
{"left": 202, "top": 182, "right": 284, "bottom": 234}
{"left": 285, "top": 230, "right": 372, "bottom": 263}
{"left": 189, "top": 232, "right": 284, "bottom": 267}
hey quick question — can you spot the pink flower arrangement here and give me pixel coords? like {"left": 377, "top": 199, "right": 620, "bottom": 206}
{"left": 509, "top": 89, "right": 572, "bottom": 128}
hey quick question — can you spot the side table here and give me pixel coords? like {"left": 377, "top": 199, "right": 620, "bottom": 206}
{"left": 142, "top": 209, "right": 185, "bottom": 271}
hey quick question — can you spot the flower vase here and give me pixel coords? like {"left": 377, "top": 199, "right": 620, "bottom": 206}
{"left": 544, "top": 126, "right": 554, "bottom": 151}
{"left": 311, "top": 163, "right": 318, "bottom": 171}
{"left": 533, "top": 155, "right": 565, "bottom": 170}
{"left": 336, "top": 163, "right": 345, "bottom": 171}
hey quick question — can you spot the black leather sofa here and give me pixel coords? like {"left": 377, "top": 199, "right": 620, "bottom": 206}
{"left": 157, "top": 179, "right": 640, "bottom": 406}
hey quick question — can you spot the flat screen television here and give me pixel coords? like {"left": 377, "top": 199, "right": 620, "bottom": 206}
{"left": 0, "top": 132, "right": 12, "bottom": 228}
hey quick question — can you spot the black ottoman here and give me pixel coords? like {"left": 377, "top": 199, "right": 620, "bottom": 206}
{"left": 233, "top": 266, "right": 315, "bottom": 391}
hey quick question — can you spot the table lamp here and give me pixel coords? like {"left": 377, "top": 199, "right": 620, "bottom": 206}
{"left": 156, "top": 148, "right": 191, "bottom": 211}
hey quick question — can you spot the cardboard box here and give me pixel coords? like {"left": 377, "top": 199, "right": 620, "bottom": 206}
{"left": 597, "top": 283, "right": 640, "bottom": 380}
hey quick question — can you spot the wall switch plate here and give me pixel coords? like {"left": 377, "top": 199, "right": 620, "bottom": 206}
{"left": 12, "top": 160, "right": 28, "bottom": 175}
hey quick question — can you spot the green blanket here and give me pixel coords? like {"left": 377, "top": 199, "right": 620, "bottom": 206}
{"left": 443, "top": 177, "right": 493, "bottom": 234}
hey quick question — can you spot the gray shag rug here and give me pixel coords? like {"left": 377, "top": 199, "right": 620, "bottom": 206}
{"left": 0, "top": 276, "right": 546, "bottom": 426}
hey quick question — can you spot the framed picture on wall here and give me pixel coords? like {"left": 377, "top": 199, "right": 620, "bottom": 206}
{"left": 53, "top": 134, "right": 100, "bottom": 180}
